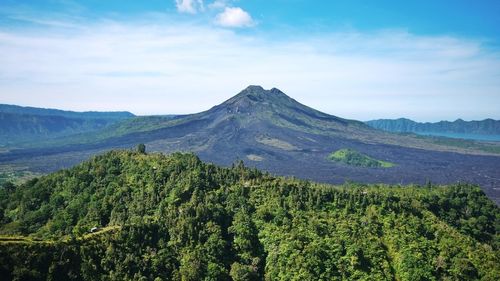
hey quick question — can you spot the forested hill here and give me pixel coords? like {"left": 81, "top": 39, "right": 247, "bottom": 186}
{"left": 0, "top": 104, "right": 135, "bottom": 145}
{"left": 0, "top": 104, "right": 134, "bottom": 120}
{"left": 0, "top": 150, "right": 499, "bottom": 280}
{"left": 366, "top": 118, "right": 500, "bottom": 135}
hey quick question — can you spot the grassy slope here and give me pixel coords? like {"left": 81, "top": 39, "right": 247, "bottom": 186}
{"left": 328, "top": 148, "right": 395, "bottom": 168}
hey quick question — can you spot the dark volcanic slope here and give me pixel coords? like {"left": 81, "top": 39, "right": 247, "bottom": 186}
{"left": 2, "top": 86, "right": 500, "bottom": 203}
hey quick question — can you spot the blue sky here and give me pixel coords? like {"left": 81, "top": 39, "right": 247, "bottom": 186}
{"left": 0, "top": 0, "right": 499, "bottom": 121}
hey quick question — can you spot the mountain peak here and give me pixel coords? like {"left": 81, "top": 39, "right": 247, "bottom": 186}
{"left": 243, "top": 85, "right": 265, "bottom": 92}
{"left": 206, "top": 85, "right": 353, "bottom": 127}
{"left": 234, "top": 85, "right": 289, "bottom": 102}
{"left": 208, "top": 85, "right": 299, "bottom": 117}
{"left": 270, "top": 87, "right": 284, "bottom": 94}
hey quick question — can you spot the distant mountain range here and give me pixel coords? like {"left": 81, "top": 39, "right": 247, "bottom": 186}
{"left": 0, "top": 104, "right": 134, "bottom": 145}
{"left": 1, "top": 86, "right": 500, "bottom": 203}
{"left": 366, "top": 118, "right": 500, "bottom": 135}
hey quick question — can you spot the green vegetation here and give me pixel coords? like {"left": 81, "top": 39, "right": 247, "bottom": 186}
{"left": 0, "top": 168, "right": 39, "bottom": 185}
{"left": 0, "top": 150, "right": 498, "bottom": 280}
{"left": 0, "top": 104, "right": 134, "bottom": 147}
{"left": 137, "top": 143, "right": 146, "bottom": 154}
{"left": 328, "top": 148, "right": 395, "bottom": 168}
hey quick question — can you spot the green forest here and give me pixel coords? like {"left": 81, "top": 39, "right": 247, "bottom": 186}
{"left": 0, "top": 149, "right": 499, "bottom": 280}
{"left": 328, "top": 149, "right": 395, "bottom": 168}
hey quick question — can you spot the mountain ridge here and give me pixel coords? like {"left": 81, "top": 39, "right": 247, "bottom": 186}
{"left": 0, "top": 105, "right": 135, "bottom": 146}
{"left": 0, "top": 104, "right": 135, "bottom": 119}
{"left": 366, "top": 117, "right": 500, "bottom": 135}
{"left": 1, "top": 86, "right": 500, "bottom": 204}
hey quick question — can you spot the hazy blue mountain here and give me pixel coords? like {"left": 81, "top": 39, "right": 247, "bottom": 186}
{"left": 0, "top": 104, "right": 134, "bottom": 120}
{"left": 366, "top": 118, "right": 500, "bottom": 135}
{"left": 0, "top": 104, "right": 134, "bottom": 145}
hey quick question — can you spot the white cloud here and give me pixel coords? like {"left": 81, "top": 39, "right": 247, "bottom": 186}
{"left": 174, "top": 1, "right": 255, "bottom": 29}
{"left": 175, "top": 0, "right": 204, "bottom": 14}
{"left": 215, "top": 7, "right": 254, "bottom": 28}
{"left": 0, "top": 21, "right": 499, "bottom": 121}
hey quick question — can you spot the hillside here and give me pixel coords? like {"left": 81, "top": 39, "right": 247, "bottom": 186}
{"left": 0, "top": 150, "right": 499, "bottom": 280}
{"left": 1, "top": 86, "right": 500, "bottom": 204}
{"left": 0, "top": 104, "right": 134, "bottom": 146}
{"left": 0, "top": 104, "right": 134, "bottom": 120}
{"left": 328, "top": 148, "right": 395, "bottom": 168}
{"left": 366, "top": 118, "right": 500, "bottom": 136}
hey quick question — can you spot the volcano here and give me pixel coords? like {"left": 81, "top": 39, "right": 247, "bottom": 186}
{"left": 2, "top": 85, "right": 500, "bottom": 203}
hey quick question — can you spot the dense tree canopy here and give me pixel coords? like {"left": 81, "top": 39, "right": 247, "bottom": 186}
{"left": 0, "top": 150, "right": 498, "bottom": 280}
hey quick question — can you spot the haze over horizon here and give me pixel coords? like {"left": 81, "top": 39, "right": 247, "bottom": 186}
{"left": 1, "top": 1, "right": 499, "bottom": 122}
{"left": 1, "top": 86, "right": 500, "bottom": 124}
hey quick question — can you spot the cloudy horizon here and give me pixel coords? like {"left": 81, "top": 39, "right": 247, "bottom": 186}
{"left": 1, "top": 0, "right": 499, "bottom": 122}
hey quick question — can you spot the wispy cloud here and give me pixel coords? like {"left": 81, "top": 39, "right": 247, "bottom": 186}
{"left": 175, "top": 0, "right": 204, "bottom": 14}
{"left": 208, "top": 0, "right": 229, "bottom": 10}
{"left": 0, "top": 19, "right": 499, "bottom": 121}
